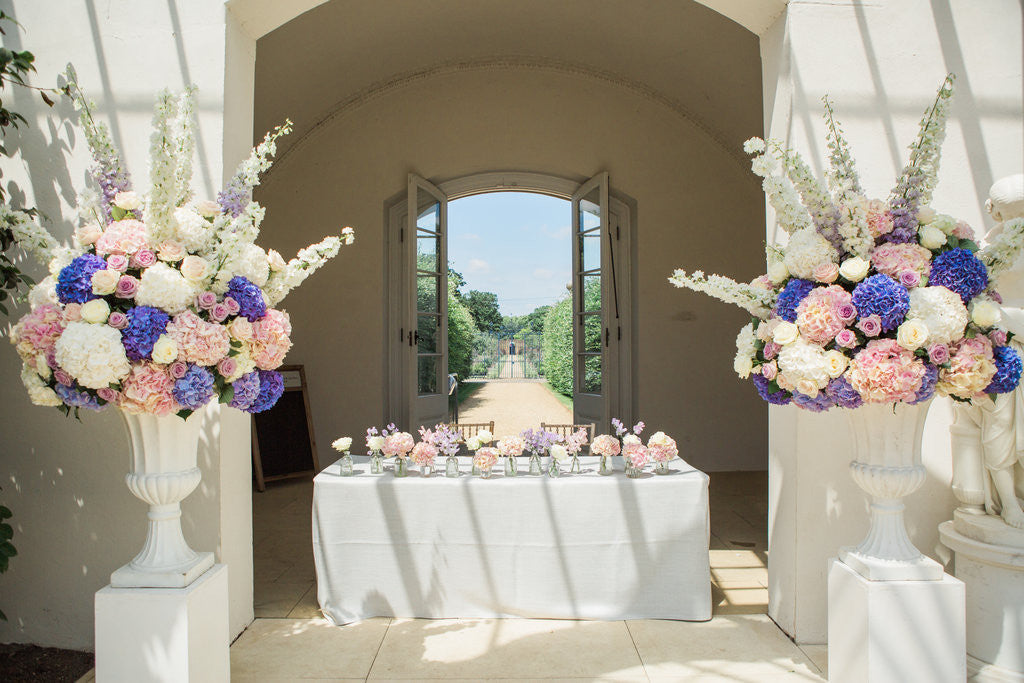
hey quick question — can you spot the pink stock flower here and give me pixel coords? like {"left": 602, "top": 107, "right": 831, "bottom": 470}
{"left": 94, "top": 219, "right": 147, "bottom": 256}
{"left": 107, "top": 311, "right": 129, "bottom": 330}
{"left": 928, "top": 344, "right": 950, "bottom": 365}
{"left": 473, "top": 447, "right": 499, "bottom": 470}
{"left": 591, "top": 434, "right": 621, "bottom": 457}
{"left": 115, "top": 275, "right": 139, "bottom": 298}
{"left": 167, "top": 310, "right": 231, "bottom": 366}
{"left": 848, "top": 339, "right": 927, "bottom": 403}
{"left": 250, "top": 309, "right": 292, "bottom": 370}
{"left": 856, "top": 315, "right": 882, "bottom": 337}
{"left": 623, "top": 443, "right": 649, "bottom": 469}
{"left": 835, "top": 329, "right": 858, "bottom": 349}
{"left": 795, "top": 285, "right": 854, "bottom": 345}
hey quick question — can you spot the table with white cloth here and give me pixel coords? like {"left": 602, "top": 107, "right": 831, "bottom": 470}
{"left": 312, "top": 455, "right": 711, "bottom": 625}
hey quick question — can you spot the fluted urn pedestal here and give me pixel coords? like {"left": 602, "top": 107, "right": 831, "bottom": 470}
{"left": 110, "top": 411, "right": 215, "bottom": 588}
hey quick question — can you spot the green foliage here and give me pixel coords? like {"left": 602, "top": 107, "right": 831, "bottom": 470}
{"left": 543, "top": 296, "right": 573, "bottom": 396}
{"left": 447, "top": 281, "right": 477, "bottom": 380}
{"left": 463, "top": 289, "right": 502, "bottom": 334}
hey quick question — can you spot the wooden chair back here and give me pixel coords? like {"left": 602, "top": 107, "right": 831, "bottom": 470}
{"left": 540, "top": 422, "right": 596, "bottom": 444}
{"left": 447, "top": 421, "right": 495, "bottom": 442}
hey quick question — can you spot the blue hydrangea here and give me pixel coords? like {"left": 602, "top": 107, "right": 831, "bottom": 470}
{"left": 121, "top": 306, "right": 171, "bottom": 361}
{"left": 929, "top": 248, "right": 989, "bottom": 305}
{"left": 227, "top": 276, "right": 267, "bottom": 322}
{"left": 752, "top": 373, "right": 791, "bottom": 406}
{"left": 825, "top": 375, "right": 863, "bottom": 409}
{"left": 56, "top": 254, "right": 107, "bottom": 304}
{"left": 909, "top": 364, "right": 939, "bottom": 404}
{"left": 791, "top": 390, "right": 834, "bottom": 412}
{"left": 229, "top": 371, "right": 261, "bottom": 411}
{"left": 775, "top": 279, "right": 815, "bottom": 323}
{"left": 851, "top": 274, "right": 910, "bottom": 332}
{"left": 55, "top": 383, "right": 105, "bottom": 411}
{"left": 247, "top": 369, "right": 284, "bottom": 413}
{"left": 986, "top": 345, "right": 1022, "bottom": 395}
{"left": 172, "top": 365, "right": 216, "bottom": 410}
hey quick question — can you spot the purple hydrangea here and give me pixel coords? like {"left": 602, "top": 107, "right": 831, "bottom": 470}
{"left": 121, "top": 306, "right": 171, "bottom": 361}
{"left": 226, "top": 276, "right": 267, "bottom": 321}
{"left": 752, "top": 373, "right": 792, "bottom": 405}
{"left": 172, "top": 365, "right": 216, "bottom": 409}
{"left": 228, "top": 371, "right": 261, "bottom": 411}
{"left": 825, "top": 375, "right": 864, "bottom": 409}
{"left": 775, "top": 279, "right": 815, "bottom": 323}
{"left": 986, "top": 345, "right": 1022, "bottom": 395}
{"left": 55, "top": 383, "right": 104, "bottom": 411}
{"left": 56, "top": 254, "right": 108, "bottom": 304}
{"left": 909, "top": 364, "right": 940, "bottom": 404}
{"left": 791, "top": 390, "right": 834, "bottom": 412}
{"left": 929, "top": 248, "right": 989, "bottom": 305}
{"left": 851, "top": 274, "right": 910, "bottom": 332}
{"left": 247, "top": 369, "right": 284, "bottom": 413}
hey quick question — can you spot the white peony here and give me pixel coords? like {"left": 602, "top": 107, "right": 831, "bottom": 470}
{"left": 896, "top": 319, "right": 930, "bottom": 351}
{"left": 734, "top": 354, "right": 754, "bottom": 379}
{"left": 767, "top": 261, "right": 789, "bottom": 285}
{"left": 135, "top": 262, "right": 196, "bottom": 314}
{"left": 21, "top": 365, "right": 62, "bottom": 407}
{"left": 905, "top": 286, "right": 968, "bottom": 346}
{"left": 777, "top": 338, "right": 831, "bottom": 395}
{"left": 918, "top": 225, "right": 947, "bottom": 250}
{"left": 970, "top": 301, "right": 1001, "bottom": 328}
{"left": 54, "top": 321, "right": 131, "bottom": 389}
{"left": 783, "top": 229, "right": 838, "bottom": 280}
{"left": 466, "top": 436, "right": 482, "bottom": 451}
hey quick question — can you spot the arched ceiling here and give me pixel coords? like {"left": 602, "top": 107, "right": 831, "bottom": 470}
{"left": 252, "top": 0, "right": 765, "bottom": 163}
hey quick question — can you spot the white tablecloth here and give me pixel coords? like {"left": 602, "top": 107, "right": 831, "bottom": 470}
{"left": 312, "top": 455, "right": 711, "bottom": 624}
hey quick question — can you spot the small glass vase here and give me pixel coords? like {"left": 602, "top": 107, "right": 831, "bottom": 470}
{"left": 570, "top": 454, "right": 581, "bottom": 474}
{"left": 394, "top": 457, "right": 408, "bottom": 478}
{"left": 339, "top": 454, "right": 354, "bottom": 476}
{"left": 655, "top": 461, "right": 670, "bottom": 475}
{"left": 504, "top": 455, "right": 518, "bottom": 477}
{"left": 445, "top": 455, "right": 460, "bottom": 478}
{"left": 471, "top": 456, "right": 480, "bottom": 476}
{"left": 421, "top": 462, "right": 434, "bottom": 477}
{"left": 370, "top": 452, "right": 384, "bottom": 474}
{"left": 625, "top": 462, "right": 642, "bottom": 479}
{"left": 548, "top": 458, "right": 561, "bottom": 478}
{"left": 529, "top": 453, "right": 542, "bottom": 475}
{"left": 480, "top": 465, "right": 493, "bottom": 479}
{"left": 599, "top": 454, "right": 613, "bottom": 476}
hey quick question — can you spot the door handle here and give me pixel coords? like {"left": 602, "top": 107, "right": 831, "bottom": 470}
{"left": 605, "top": 327, "right": 610, "bottom": 347}
{"left": 409, "top": 330, "right": 420, "bottom": 347}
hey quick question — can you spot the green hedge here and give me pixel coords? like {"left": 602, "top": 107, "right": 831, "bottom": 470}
{"left": 543, "top": 296, "right": 573, "bottom": 396}
{"left": 448, "top": 283, "right": 477, "bottom": 381}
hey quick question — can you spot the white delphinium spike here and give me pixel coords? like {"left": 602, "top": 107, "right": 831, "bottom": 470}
{"left": 172, "top": 87, "right": 197, "bottom": 208}
{"left": 748, "top": 143, "right": 812, "bottom": 235}
{"left": 980, "top": 217, "right": 1024, "bottom": 284}
{"left": 146, "top": 90, "right": 179, "bottom": 245}
{"left": 2, "top": 206, "right": 56, "bottom": 264}
{"left": 264, "top": 235, "right": 347, "bottom": 307}
{"left": 668, "top": 269, "right": 776, "bottom": 319}
{"left": 770, "top": 140, "right": 843, "bottom": 251}
{"left": 822, "top": 95, "right": 863, "bottom": 196}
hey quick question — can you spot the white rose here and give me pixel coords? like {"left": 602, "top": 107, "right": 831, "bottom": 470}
{"left": 918, "top": 225, "right": 947, "bottom": 250}
{"left": 824, "top": 350, "right": 848, "bottom": 378}
{"left": 767, "top": 261, "right": 789, "bottom": 285}
{"left": 195, "top": 200, "right": 221, "bottom": 218}
{"left": 476, "top": 429, "right": 493, "bottom": 444}
{"left": 623, "top": 434, "right": 641, "bottom": 447}
{"left": 113, "top": 191, "right": 142, "bottom": 211}
{"left": 733, "top": 353, "right": 753, "bottom": 379}
{"left": 896, "top": 319, "right": 930, "bottom": 351}
{"left": 179, "top": 255, "right": 210, "bottom": 282}
{"left": 151, "top": 334, "right": 179, "bottom": 364}
{"left": 773, "top": 321, "right": 799, "bottom": 345}
{"left": 367, "top": 435, "right": 385, "bottom": 452}
{"left": 91, "top": 269, "right": 120, "bottom": 295}
{"left": 466, "top": 436, "right": 482, "bottom": 451}
{"left": 80, "top": 298, "right": 110, "bottom": 324}
{"left": 228, "top": 317, "right": 254, "bottom": 341}
{"left": 549, "top": 444, "right": 568, "bottom": 462}
{"left": 917, "top": 207, "right": 936, "bottom": 224}
{"left": 332, "top": 437, "right": 353, "bottom": 453}
{"left": 931, "top": 214, "right": 957, "bottom": 235}
{"left": 267, "top": 249, "right": 287, "bottom": 272}
{"left": 839, "top": 257, "right": 870, "bottom": 282}
{"left": 971, "top": 301, "right": 1001, "bottom": 328}
{"left": 796, "top": 379, "right": 820, "bottom": 398}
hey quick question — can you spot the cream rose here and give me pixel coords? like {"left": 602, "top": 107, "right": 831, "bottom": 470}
{"left": 179, "top": 255, "right": 210, "bottom": 282}
{"left": 896, "top": 319, "right": 930, "bottom": 351}
{"left": 767, "top": 261, "right": 789, "bottom": 285}
{"left": 916, "top": 206, "right": 936, "bottom": 224}
{"left": 113, "top": 191, "right": 142, "bottom": 211}
{"left": 465, "top": 436, "right": 482, "bottom": 451}
{"left": 76, "top": 223, "right": 103, "bottom": 246}
{"left": 773, "top": 321, "right": 799, "bottom": 346}
{"left": 839, "top": 257, "right": 870, "bottom": 282}
{"left": 157, "top": 241, "right": 187, "bottom": 262}
{"left": 796, "top": 379, "right": 820, "bottom": 397}
{"left": 931, "top": 214, "right": 957, "bottom": 235}
{"left": 91, "top": 269, "right": 120, "bottom": 295}
{"left": 196, "top": 199, "right": 221, "bottom": 218}
{"left": 80, "top": 298, "right": 110, "bottom": 324}
{"left": 151, "top": 334, "right": 180, "bottom": 364}
{"left": 918, "top": 225, "right": 947, "bottom": 250}
{"left": 228, "top": 317, "right": 254, "bottom": 341}
{"left": 971, "top": 301, "right": 1002, "bottom": 328}
{"left": 267, "top": 249, "right": 287, "bottom": 272}
{"left": 476, "top": 429, "right": 493, "bottom": 444}
{"left": 824, "top": 349, "right": 848, "bottom": 378}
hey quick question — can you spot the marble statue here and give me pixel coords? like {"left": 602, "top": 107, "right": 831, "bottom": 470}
{"left": 950, "top": 174, "right": 1024, "bottom": 534}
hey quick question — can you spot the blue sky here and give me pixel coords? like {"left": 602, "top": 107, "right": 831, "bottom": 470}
{"left": 448, "top": 192, "right": 571, "bottom": 316}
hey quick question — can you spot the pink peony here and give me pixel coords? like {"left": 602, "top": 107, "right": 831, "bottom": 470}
{"left": 795, "top": 285, "right": 854, "bottom": 345}
{"left": 856, "top": 315, "right": 882, "bottom": 337}
{"left": 166, "top": 310, "right": 231, "bottom": 366}
{"left": 11, "top": 304, "right": 65, "bottom": 367}
{"left": 120, "top": 362, "right": 180, "bottom": 416}
{"left": 870, "top": 243, "right": 932, "bottom": 281}
{"left": 473, "top": 447, "right": 499, "bottom": 470}
{"left": 591, "top": 434, "right": 621, "bottom": 457}
{"left": 848, "top": 339, "right": 927, "bottom": 403}
{"left": 383, "top": 431, "right": 415, "bottom": 458}
{"left": 411, "top": 441, "right": 438, "bottom": 466}
{"left": 94, "top": 219, "right": 148, "bottom": 256}
{"left": 250, "top": 309, "right": 292, "bottom": 370}
{"left": 938, "top": 337, "right": 997, "bottom": 399}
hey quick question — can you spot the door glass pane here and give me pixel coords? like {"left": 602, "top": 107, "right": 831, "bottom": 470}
{"left": 417, "top": 273, "right": 438, "bottom": 313}
{"left": 580, "top": 274, "right": 601, "bottom": 311}
{"left": 418, "top": 355, "right": 439, "bottom": 395}
{"left": 580, "top": 313, "right": 602, "bottom": 352}
{"left": 579, "top": 187, "right": 601, "bottom": 232}
{"left": 580, "top": 354, "right": 602, "bottom": 393}
{"left": 417, "top": 315, "right": 438, "bottom": 353}
{"left": 417, "top": 233, "right": 439, "bottom": 272}
{"left": 417, "top": 199, "right": 440, "bottom": 233}
{"left": 580, "top": 230, "right": 601, "bottom": 273}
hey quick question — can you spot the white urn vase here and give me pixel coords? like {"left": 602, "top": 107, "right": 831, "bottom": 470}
{"left": 110, "top": 411, "right": 215, "bottom": 588}
{"left": 839, "top": 400, "right": 943, "bottom": 581}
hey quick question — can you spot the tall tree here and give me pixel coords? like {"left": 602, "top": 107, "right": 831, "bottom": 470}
{"left": 463, "top": 289, "right": 502, "bottom": 334}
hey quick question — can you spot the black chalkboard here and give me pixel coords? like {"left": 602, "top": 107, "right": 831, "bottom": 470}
{"left": 252, "top": 365, "right": 320, "bottom": 491}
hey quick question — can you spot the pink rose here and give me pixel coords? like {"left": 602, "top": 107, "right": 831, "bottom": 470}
{"left": 131, "top": 248, "right": 157, "bottom": 269}
{"left": 762, "top": 341, "right": 780, "bottom": 360}
{"left": 953, "top": 222, "right": 975, "bottom": 240}
{"left": 106, "top": 254, "right": 129, "bottom": 272}
{"left": 196, "top": 291, "right": 218, "bottom": 310}
{"left": 856, "top": 315, "right": 882, "bottom": 337}
{"left": 835, "top": 329, "right": 858, "bottom": 348}
{"left": 210, "top": 303, "right": 230, "bottom": 322}
{"left": 837, "top": 303, "right": 857, "bottom": 323}
{"left": 989, "top": 329, "right": 1008, "bottom": 347}
{"left": 990, "top": 290, "right": 1003, "bottom": 304}
{"left": 63, "top": 303, "right": 82, "bottom": 322}
{"left": 217, "top": 357, "right": 238, "bottom": 378}
{"left": 928, "top": 344, "right": 950, "bottom": 364}
{"left": 761, "top": 361, "right": 778, "bottom": 381}
{"left": 96, "top": 387, "right": 121, "bottom": 404}
{"left": 107, "top": 311, "right": 129, "bottom": 330}
{"left": 899, "top": 270, "right": 921, "bottom": 289}
{"left": 227, "top": 317, "right": 254, "bottom": 341}
{"left": 813, "top": 263, "right": 839, "bottom": 284}
{"left": 223, "top": 297, "right": 241, "bottom": 315}
{"left": 115, "top": 275, "right": 139, "bottom": 298}
{"left": 168, "top": 361, "right": 189, "bottom": 379}
{"left": 54, "top": 369, "right": 73, "bottom": 386}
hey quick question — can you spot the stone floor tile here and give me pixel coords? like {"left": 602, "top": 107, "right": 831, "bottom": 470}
{"left": 288, "top": 583, "right": 324, "bottom": 619}
{"left": 798, "top": 644, "right": 828, "bottom": 674}
{"left": 368, "top": 618, "right": 646, "bottom": 680}
{"left": 708, "top": 549, "right": 767, "bottom": 568}
{"left": 713, "top": 586, "right": 769, "bottom": 615}
{"left": 254, "top": 580, "right": 315, "bottom": 618}
{"left": 710, "top": 566, "right": 768, "bottom": 587}
{"left": 230, "top": 617, "right": 389, "bottom": 680}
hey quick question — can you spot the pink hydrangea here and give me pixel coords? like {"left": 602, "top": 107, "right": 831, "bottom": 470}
{"left": 623, "top": 442, "right": 649, "bottom": 469}
{"left": 591, "top": 434, "right": 621, "bottom": 457}
{"left": 250, "top": 309, "right": 292, "bottom": 370}
{"left": 497, "top": 435, "right": 525, "bottom": 457}
{"left": 795, "top": 285, "right": 854, "bottom": 345}
{"left": 120, "top": 362, "right": 180, "bottom": 416}
{"left": 383, "top": 431, "right": 415, "bottom": 458}
{"left": 11, "top": 304, "right": 65, "bottom": 367}
{"left": 867, "top": 202, "right": 895, "bottom": 238}
{"left": 411, "top": 441, "right": 438, "bottom": 466}
{"left": 166, "top": 310, "right": 231, "bottom": 366}
{"left": 473, "top": 447, "right": 499, "bottom": 470}
{"left": 94, "top": 219, "right": 148, "bottom": 256}
{"left": 938, "top": 337, "right": 997, "bottom": 399}
{"left": 870, "top": 243, "right": 932, "bottom": 281}
{"left": 953, "top": 222, "right": 975, "bottom": 240}
{"left": 848, "top": 339, "right": 927, "bottom": 403}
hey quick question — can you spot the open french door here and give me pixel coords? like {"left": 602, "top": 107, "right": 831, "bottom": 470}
{"left": 571, "top": 172, "right": 619, "bottom": 432}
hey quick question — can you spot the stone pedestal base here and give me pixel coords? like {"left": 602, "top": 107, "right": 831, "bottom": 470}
{"left": 827, "top": 558, "right": 965, "bottom": 683}
{"left": 940, "top": 521, "right": 1024, "bottom": 682}
{"left": 96, "top": 564, "right": 229, "bottom": 682}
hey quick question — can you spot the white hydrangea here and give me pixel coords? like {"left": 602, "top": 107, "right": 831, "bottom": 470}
{"left": 734, "top": 322, "right": 757, "bottom": 378}
{"left": 783, "top": 229, "right": 839, "bottom": 280}
{"left": 777, "top": 337, "right": 831, "bottom": 395}
{"left": 135, "top": 262, "right": 196, "bottom": 314}
{"left": 905, "top": 286, "right": 968, "bottom": 346}
{"left": 20, "top": 365, "right": 62, "bottom": 407}
{"left": 172, "top": 206, "right": 213, "bottom": 253}
{"left": 54, "top": 321, "right": 131, "bottom": 389}
{"left": 225, "top": 243, "right": 270, "bottom": 287}
{"left": 28, "top": 274, "right": 58, "bottom": 307}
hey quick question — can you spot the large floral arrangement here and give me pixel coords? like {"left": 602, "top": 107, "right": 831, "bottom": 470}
{"left": 670, "top": 75, "right": 1024, "bottom": 411}
{"left": 9, "top": 70, "right": 353, "bottom": 418}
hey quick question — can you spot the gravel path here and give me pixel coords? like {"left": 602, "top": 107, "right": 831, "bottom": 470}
{"left": 458, "top": 379, "right": 572, "bottom": 437}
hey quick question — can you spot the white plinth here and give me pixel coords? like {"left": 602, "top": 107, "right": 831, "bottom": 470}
{"left": 940, "top": 521, "right": 1024, "bottom": 682}
{"left": 827, "top": 558, "right": 965, "bottom": 683}
{"left": 95, "top": 564, "right": 229, "bottom": 683}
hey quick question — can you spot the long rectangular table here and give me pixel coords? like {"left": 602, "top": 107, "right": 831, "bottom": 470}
{"left": 312, "top": 455, "right": 711, "bottom": 624}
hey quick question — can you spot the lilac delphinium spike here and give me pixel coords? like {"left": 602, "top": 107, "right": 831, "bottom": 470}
{"left": 633, "top": 421, "right": 645, "bottom": 435}
{"left": 611, "top": 418, "right": 626, "bottom": 437}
